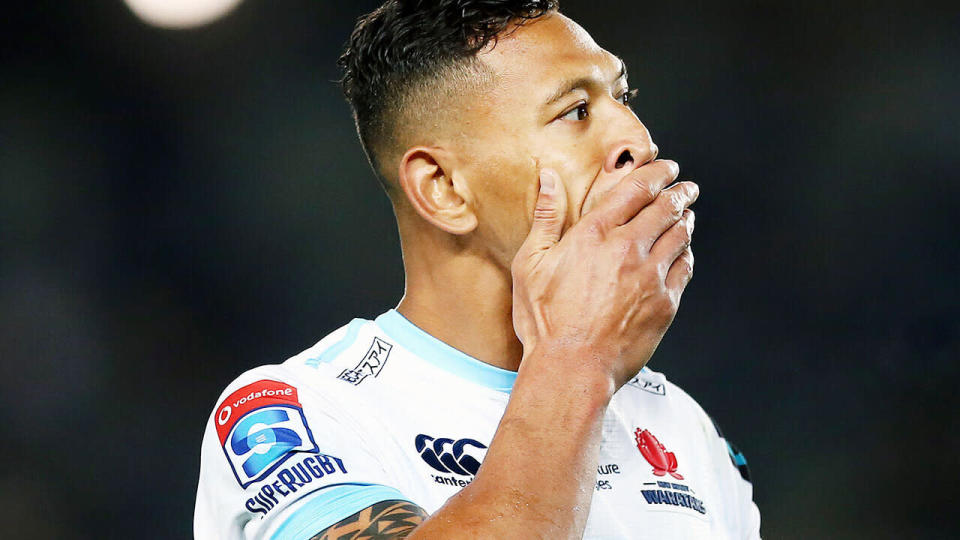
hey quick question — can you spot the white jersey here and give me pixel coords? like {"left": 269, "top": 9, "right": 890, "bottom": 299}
{"left": 195, "top": 310, "right": 761, "bottom": 539}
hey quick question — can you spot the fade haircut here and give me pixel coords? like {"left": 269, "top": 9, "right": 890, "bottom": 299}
{"left": 339, "top": 0, "right": 559, "bottom": 193}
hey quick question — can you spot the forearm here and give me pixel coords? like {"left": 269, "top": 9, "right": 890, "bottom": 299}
{"left": 409, "top": 345, "right": 615, "bottom": 539}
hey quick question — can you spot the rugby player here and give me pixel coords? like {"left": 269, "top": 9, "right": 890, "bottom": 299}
{"left": 195, "top": 1, "right": 761, "bottom": 538}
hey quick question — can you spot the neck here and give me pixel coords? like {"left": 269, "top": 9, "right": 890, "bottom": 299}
{"left": 394, "top": 219, "right": 523, "bottom": 372}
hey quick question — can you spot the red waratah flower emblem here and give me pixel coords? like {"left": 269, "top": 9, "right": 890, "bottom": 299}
{"left": 635, "top": 428, "right": 684, "bottom": 480}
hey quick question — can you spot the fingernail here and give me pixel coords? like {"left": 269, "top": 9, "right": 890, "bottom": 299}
{"left": 540, "top": 169, "right": 556, "bottom": 194}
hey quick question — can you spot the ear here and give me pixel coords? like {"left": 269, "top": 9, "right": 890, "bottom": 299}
{"left": 397, "top": 146, "right": 478, "bottom": 235}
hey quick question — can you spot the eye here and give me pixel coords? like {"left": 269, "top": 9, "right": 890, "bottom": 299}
{"left": 559, "top": 102, "right": 589, "bottom": 122}
{"left": 618, "top": 88, "right": 639, "bottom": 107}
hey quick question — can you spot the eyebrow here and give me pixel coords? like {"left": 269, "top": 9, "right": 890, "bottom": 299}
{"left": 542, "top": 58, "right": 628, "bottom": 108}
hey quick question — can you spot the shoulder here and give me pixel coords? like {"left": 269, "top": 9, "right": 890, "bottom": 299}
{"left": 620, "top": 366, "right": 725, "bottom": 446}
{"left": 195, "top": 317, "right": 413, "bottom": 538}
{"left": 285, "top": 317, "right": 372, "bottom": 370}
{"left": 198, "top": 316, "right": 387, "bottom": 477}
{"left": 635, "top": 366, "right": 753, "bottom": 484}
{"left": 622, "top": 366, "right": 701, "bottom": 411}
{"left": 203, "top": 318, "right": 372, "bottom": 407}
{"left": 202, "top": 317, "right": 388, "bottom": 458}
{"left": 282, "top": 317, "right": 400, "bottom": 388}
{"left": 203, "top": 316, "right": 388, "bottom": 405}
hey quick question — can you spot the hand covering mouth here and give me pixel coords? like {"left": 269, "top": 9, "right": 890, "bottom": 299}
{"left": 579, "top": 172, "right": 618, "bottom": 218}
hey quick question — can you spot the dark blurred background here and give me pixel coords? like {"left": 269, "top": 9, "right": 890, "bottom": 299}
{"left": 1, "top": 0, "right": 957, "bottom": 538}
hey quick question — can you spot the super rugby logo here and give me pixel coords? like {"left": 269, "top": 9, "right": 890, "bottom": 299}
{"left": 415, "top": 434, "right": 486, "bottom": 487}
{"left": 216, "top": 380, "right": 318, "bottom": 487}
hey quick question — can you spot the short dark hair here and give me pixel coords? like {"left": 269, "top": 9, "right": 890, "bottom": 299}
{"left": 338, "top": 0, "right": 559, "bottom": 189}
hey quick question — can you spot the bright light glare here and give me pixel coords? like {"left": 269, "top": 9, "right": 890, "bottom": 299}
{"left": 124, "top": 0, "right": 245, "bottom": 29}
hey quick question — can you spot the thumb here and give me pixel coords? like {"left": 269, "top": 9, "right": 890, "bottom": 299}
{"left": 521, "top": 168, "right": 568, "bottom": 260}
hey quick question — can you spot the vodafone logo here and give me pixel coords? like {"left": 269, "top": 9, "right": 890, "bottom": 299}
{"left": 214, "top": 380, "right": 301, "bottom": 445}
{"left": 218, "top": 387, "right": 296, "bottom": 426}
{"left": 234, "top": 387, "right": 293, "bottom": 406}
{"left": 218, "top": 405, "right": 232, "bottom": 426}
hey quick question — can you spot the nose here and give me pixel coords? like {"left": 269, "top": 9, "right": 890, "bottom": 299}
{"left": 602, "top": 140, "right": 659, "bottom": 175}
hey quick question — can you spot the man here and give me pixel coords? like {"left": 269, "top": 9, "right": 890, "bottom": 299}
{"left": 195, "top": 1, "right": 761, "bottom": 538}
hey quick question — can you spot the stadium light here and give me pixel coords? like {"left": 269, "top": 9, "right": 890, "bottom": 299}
{"left": 123, "top": 0, "right": 245, "bottom": 29}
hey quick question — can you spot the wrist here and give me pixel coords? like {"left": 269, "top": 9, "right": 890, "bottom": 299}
{"left": 517, "top": 341, "right": 617, "bottom": 404}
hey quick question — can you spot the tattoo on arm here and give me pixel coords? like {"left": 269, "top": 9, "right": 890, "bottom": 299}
{"left": 309, "top": 500, "right": 428, "bottom": 540}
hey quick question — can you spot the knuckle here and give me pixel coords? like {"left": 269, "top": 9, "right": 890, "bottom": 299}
{"left": 665, "top": 192, "right": 684, "bottom": 217}
{"left": 638, "top": 263, "right": 661, "bottom": 287}
{"left": 680, "top": 248, "right": 694, "bottom": 273}
{"left": 651, "top": 291, "right": 675, "bottom": 314}
{"left": 679, "top": 221, "right": 693, "bottom": 244}
{"left": 616, "top": 235, "right": 639, "bottom": 257}
{"left": 630, "top": 174, "right": 658, "bottom": 204}
{"left": 583, "top": 215, "right": 608, "bottom": 239}
{"left": 681, "top": 210, "right": 695, "bottom": 236}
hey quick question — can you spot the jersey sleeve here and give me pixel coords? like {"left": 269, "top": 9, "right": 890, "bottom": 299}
{"left": 707, "top": 415, "right": 762, "bottom": 540}
{"left": 194, "top": 365, "right": 416, "bottom": 540}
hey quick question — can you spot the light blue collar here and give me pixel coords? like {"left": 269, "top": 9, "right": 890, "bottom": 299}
{"left": 375, "top": 309, "right": 517, "bottom": 393}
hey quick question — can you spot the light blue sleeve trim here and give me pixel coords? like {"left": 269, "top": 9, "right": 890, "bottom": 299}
{"left": 271, "top": 483, "right": 410, "bottom": 540}
{"left": 305, "top": 319, "right": 366, "bottom": 368}
{"left": 727, "top": 441, "right": 748, "bottom": 466}
{"left": 375, "top": 309, "right": 517, "bottom": 393}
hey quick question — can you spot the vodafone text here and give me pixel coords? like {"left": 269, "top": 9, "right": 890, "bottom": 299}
{"left": 219, "top": 387, "right": 295, "bottom": 425}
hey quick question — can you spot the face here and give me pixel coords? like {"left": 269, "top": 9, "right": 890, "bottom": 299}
{"left": 447, "top": 12, "right": 658, "bottom": 267}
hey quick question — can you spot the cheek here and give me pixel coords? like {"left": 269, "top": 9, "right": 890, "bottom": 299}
{"left": 534, "top": 139, "right": 606, "bottom": 223}
{"left": 467, "top": 149, "right": 539, "bottom": 258}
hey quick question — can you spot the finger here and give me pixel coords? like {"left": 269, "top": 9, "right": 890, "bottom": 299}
{"left": 665, "top": 245, "right": 694, "bottom": 293}
{"left": 587, "top": 160, "right": 679, "bottom": 228}
{"left": 649, "top": 209, "right": 695, "bottom": 272}
{"left": 626, "top": 181, "right": 699, "bottom": 251}
{"left": 515, "top": 168, "right": 569, "bottom": 265}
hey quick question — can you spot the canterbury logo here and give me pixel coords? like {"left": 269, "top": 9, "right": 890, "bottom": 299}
{"left": 414, "top": 434, "right": 487, "bottom": 476}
